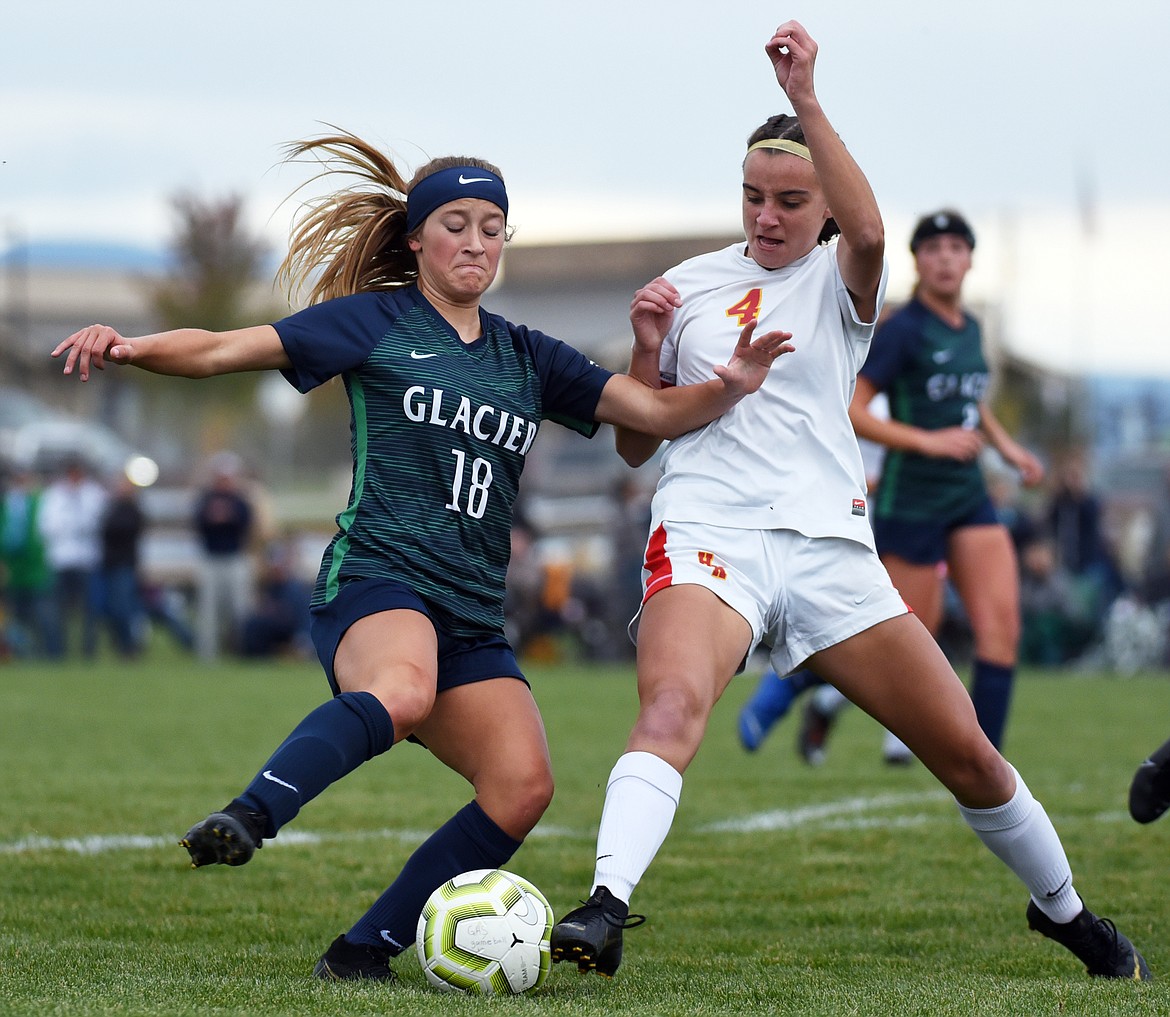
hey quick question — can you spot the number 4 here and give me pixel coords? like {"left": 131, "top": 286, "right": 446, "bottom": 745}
{"left": 726, "top": 288, "right": 762, "bottom": 327}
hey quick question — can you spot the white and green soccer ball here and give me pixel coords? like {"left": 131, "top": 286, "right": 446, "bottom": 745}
{"left": 416, "top": 868, "right": 554, "bottom": 995}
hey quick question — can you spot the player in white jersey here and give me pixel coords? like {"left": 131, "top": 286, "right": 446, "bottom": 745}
{"left": 551, "top": 19, "right": 1150, "bottom": 983}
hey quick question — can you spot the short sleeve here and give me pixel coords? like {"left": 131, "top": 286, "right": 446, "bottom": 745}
{"left": 272, "top": 292, "right": 389, "bottom": 393}
{"left": 510, "top": 322, "right": 613, "bottom": 437}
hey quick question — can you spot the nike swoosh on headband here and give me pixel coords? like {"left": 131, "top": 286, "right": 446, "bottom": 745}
{"left": 458, "top": 174, "right": 493, "bottom": 185}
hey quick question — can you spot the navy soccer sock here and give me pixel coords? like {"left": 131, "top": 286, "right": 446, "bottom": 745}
{"left": 346, "top": 800, "right": 522, "bottom": 954}
{"left": 969, "top": 659, "right": 1015, "bottom": 750}
{"left": 236, "top": 690, "right": 394, "bottom": 837}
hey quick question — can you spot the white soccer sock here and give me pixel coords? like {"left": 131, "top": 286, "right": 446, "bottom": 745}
{"left": 956, "top": 765, "right": 1081, "bottom": 924}
{"left": 591, "top": 751, "right": 683, "bottom": 905}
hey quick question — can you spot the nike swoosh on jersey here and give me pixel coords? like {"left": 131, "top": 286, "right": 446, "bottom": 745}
{"left": 410, "top": 351, "right": 439, "bottom": 359}
{"left": 931, "top": 349, "right": 954, "bottom": 364}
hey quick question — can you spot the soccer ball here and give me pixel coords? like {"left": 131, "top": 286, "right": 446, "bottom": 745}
{"left": 416, "top": 868, "right": 554, "bottom": 995}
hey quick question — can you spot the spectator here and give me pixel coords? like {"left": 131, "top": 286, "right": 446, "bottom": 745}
{"left": 503, "top": 518, "right": 549, "bottom": 658}
{"left": 192, "top": 452, "right": 255, "bottom": 660}
{"left": 1017, "top": 536, "right": 1096, "bottom": 666}
{"left": 100, "top": 474, "right": 147, "bottom": 658}
{"left": 39, "top": 458, "right": 107, "bottom": 659}
{"left": 240, "top": 540, "right": 312, "bottom": 658}
{"left": 1045, "top": 449, "right": 1124, "bottom": 621}
{"left": 0, "top": 465, "right": 55, "bottom": 658}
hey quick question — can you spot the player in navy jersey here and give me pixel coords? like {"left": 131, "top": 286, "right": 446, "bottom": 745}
{"left": 552, "top": 22, "right": 1149, "bottom": 984}
{"left": 740, "top": 211, "right": 1045, "bottom": 761}
{"left": 851, "top": 210, "right": 1043, "bottom": 750}
{"left": 52, "top": 131, "right": 792, "bottom": 982}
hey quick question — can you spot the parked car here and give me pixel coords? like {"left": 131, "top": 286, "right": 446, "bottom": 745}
{"left": 0, "top": 386, "right": 158, "bottom": 486}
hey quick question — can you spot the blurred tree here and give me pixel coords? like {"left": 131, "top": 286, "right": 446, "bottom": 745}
{"left": 150, "top": 193, "right": 274, "bottom": 331}
{"left": 136, "top": 193, "right": 321, "bottom": 481}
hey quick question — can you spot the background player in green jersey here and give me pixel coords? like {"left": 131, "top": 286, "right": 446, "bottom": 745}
{"left": 849, "top": 209, "right": 1044, "bottom": 752}
{"left": 739, "top": 211, "right": 1044, "bottom": 760}
{"left": 52, "top": 131, "right": 791, "bottom": 982}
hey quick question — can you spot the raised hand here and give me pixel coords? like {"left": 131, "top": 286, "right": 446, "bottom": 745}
{"left": 712, "top": 318, "right": 795, "bottom": 396}
{"left": 629, "top": 277, "right": 682, "bottom": 357}
{"left": 765, "top": 20, "right": 818, "bottom": 104}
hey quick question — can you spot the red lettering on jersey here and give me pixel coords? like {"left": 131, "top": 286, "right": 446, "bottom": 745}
{"left": 726, "top": 288, "right": 763, "bottom": 327}
{"left": 696, "top": 551, "right": 727, "bottom": 580}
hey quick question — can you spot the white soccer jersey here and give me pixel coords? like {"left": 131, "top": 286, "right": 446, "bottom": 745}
{"left": 652, "top": 239, "right": 888, "bottom": 548}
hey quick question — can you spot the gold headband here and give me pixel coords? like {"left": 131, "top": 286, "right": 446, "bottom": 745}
{"left": 745, "top": 138, "right": 812, "bottom": 162}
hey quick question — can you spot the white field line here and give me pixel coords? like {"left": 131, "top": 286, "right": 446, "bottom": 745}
{"left": 0, "top": 797, "right": 1128, "bottom": 857}
{"left": 697, "top": 791, "right": 952, "bottom": 833}
{"left": 0, "top": 824, "right": 580, "bottom": 857}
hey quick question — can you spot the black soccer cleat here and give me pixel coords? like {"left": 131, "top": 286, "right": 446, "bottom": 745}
{"left": 550, "top": 885, "right": 645, "bottom": 978}
{"left": 179, "top": 807, "right": 265, "bottom": 868}
{"left": 1129, "top": 736, "right": 1170, "bottom": 824}
{"left": 1027, "top": 900, "right": 1152, "bottom": 980}
{"left": 313, "top": 934, "right": 397, "bottom": 982}
{"left": 797, "top": 700, "right": 835, "bottom": 766}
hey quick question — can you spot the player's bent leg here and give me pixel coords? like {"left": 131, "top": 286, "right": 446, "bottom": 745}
{"left": 417, "top": 678, "right": 555, "bottom": 840}
{"left": 810, "top": 614, "right": 1011, "bottom": 806}
{"left": 552, "top": 585, "right": 749, "bottom": 978}
{"left": 626, "top": 584, "right": 752, "bottom": 771}
{"left": 327, "top": 679, "right": 549, "bottom": 976}
{"left": 814, "top": 615, "right": 1152, "bottom": 980}
{"left": 181, "top": 610, "right": 435, "bottom": 870}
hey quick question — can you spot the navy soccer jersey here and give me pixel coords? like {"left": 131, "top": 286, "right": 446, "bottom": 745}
{"left": 274, "top": 286, "right": 612, "bottom": 637}
{"left": 861, "top": 298, "right": 991, "bottom": 521}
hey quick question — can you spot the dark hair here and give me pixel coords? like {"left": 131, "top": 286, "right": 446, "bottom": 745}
{"left": 276, "top": 130, "right": 509, "bottom": 306}
{"left": 909, "top": 209, "right": 976, "bottom": 253}
{"left": 746, "top": 115, "right": 838, "bottom": 244}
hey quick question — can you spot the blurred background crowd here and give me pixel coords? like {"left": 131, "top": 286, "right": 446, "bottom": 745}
{"left": 3, "top": 204, "right": 1170, "bottom": 674}
{"left": 4, "top": 432, "right": 1170, "bottom": 675}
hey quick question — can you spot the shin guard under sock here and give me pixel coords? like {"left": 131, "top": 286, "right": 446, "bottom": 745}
{"left": 346, "top": 800, "right": 522, "bottom": 954}
{"left": 237, "top": 690, "right": 394, "bottom": 837}
{"left": 957, "top": 765, "right": 1080, "bottom": 923}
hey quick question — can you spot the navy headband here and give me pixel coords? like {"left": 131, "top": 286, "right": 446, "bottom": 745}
{"left": 406, "top": 166, "right": 509, "bottom": 233}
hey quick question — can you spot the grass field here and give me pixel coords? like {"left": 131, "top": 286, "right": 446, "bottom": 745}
{"left": 2, "top": 650, "right": 1169, "bottom": 1016}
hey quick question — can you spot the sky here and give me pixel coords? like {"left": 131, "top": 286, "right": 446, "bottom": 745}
{"left": 4, "top": 1, "right": 1169, "bottom": 377}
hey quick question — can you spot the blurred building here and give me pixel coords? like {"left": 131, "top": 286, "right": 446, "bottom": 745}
{"left": 6, "top": 233, "right": 1170, "bottom": 571}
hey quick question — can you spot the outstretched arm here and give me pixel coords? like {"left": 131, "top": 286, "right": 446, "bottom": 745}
{"left": 52, "top": 324, "right": 291, "bottom": 382}
{"left": 767, "top": 20, "right": 884, "bottom": 320}
{"left": 596, "top": 317, "right": 793, "bottom": 460}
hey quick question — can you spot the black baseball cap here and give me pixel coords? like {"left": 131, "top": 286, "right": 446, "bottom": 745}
{"left": 909, "top": 210, "right": 976, "bottom": 253}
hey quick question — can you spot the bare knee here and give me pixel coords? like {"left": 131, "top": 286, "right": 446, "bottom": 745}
{"left": 479, "top": 763, "right": 554, "bottom": 840}
{"left": 935, "top": 738, "right": 1016, "bottom": 809}
{"left": 966, "top": 595, "right": 1022, "bottom": 664}
{"left": 350, "top": 664, "right": 436, "bottom": 740}
{"left": 631, "top": 684, "right": 711, "bottom": 750}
